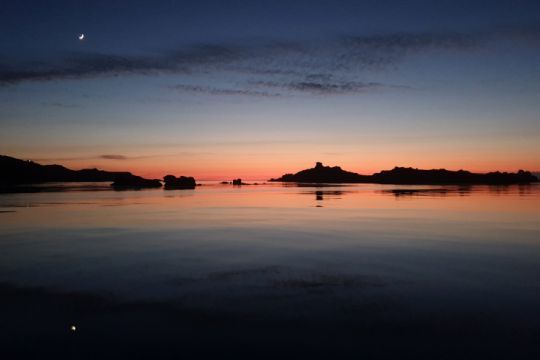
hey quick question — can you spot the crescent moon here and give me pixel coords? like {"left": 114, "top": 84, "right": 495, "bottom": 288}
{"left": 78, "top": 34, "right": 85, "bottom": 41}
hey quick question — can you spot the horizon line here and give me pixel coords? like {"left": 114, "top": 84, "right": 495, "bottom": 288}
{"left": 3, "top": 155, "right": 538, "bottom": 181}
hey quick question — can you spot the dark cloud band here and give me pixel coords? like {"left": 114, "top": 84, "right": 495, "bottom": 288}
{"left": 1, "top": 27, "right": 538, "bottom": 92}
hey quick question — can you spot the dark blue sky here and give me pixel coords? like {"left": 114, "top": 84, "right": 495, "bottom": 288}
{"left": 1, "top": 0, "right": 539, "bottom": 178}
{"left": 2, "top": 0, "right": 540, "bottom": 58}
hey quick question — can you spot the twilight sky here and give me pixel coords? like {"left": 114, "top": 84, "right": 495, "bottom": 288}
{"left": 1, "top": 0, "right": 539, "bottom": 179}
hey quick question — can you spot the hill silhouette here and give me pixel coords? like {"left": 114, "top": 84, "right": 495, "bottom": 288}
{"left": 270, "top": 162, "right": 538, "bottom": 185}
{"left": 272, "top": 162, "right": 370, "bottom": 183}
{"left": 0, "top": 155, "right": 162, "bottom": 190}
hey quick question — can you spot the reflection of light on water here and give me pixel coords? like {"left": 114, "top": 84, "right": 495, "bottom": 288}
{"left": 0, "top": 182, "right": 539, "bottom": 305}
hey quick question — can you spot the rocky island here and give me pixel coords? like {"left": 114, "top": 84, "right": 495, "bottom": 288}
{"left": 220, "top": 178, "right": 249, "bottom": 185}
{"left": 270, "top": 162, "right": 538, "bottom": 185}
{"left": 163, "top": 175, "right": 196, "bottom": 189}
{"left": 272, "top": 162, "right": 370, "bottom": 183}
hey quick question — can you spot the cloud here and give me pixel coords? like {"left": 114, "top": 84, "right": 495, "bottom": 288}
{"left": 290, "top": 81, "right": 384, "bottom": 94}
{"left": 170, "top": 84, "right": 280, "bottom": 97}
{"left": 33, "top": 154, "right": 133, "bottom": 162}
{"left": 99, "top": 154, "right": 128, "bottom": 160}
{"left": 172, "top": 78, "right": 407, "bottom": 97}
{"left": 0, "top": 53, "right": 175, "bottom": 84}
{"left": 342, "top": 31, "right": 478, "bottom": 51}
{"left": 334, "top": 32, "right": 479, "bottom": 72}
{"left": 0, "top": 43, "right": 250, "bottom": 85}
{"left": 1, "top": 27, "right": 537, "bottom": 88}
{"left": 251, "top": 73, "right": 410, "bottom": 95}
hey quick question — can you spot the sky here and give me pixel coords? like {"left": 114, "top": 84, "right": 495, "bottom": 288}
{"left": 1, "top": 0, "right": 539, "bottom": 180}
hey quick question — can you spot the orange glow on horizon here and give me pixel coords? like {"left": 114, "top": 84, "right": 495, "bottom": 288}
{"left": 28, "top": 154, "right": 540, "bottom": 181}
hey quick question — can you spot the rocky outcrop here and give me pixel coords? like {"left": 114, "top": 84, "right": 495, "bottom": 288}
{"left": 163, "top": 175, "right": 196, "bottom": 189}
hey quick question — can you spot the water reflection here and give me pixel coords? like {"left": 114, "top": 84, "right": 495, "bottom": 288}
{"left": 487, "top": 184, "right": 536, "bottom": 196}
{"left": 0, "top": 182, "right": 539, "bottom": 357}
{"left": 379, "top": 186, "right": 472, "bottom": 198}
{"left": 289, "top": 183, "right": 540, "bottom": 204}
{"left": 312, "top": 190, "right": 346, "bottom": 202}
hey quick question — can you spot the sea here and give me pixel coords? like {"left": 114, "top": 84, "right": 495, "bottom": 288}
{"left": 1, "top": 182, "right": 539, "bottom": 358}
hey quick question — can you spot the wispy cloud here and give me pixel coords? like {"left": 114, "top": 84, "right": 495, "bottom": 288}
{"left": 99, "top": 154, "right": 128, "bottom": 160}
{"left": 254, "top": 79, "right": 405, "bottom": 95}
{"left": 170, "top": 84, "right": 280, "bottom": 97}
{"left": 250, "top": 70, "right": 410, "bottom": 95}
{"left": 342, "top": 31, "right": 478, "bottom": 51}
{"left": 1, "top": 27, "right": 538, "bottom": 90}
{"left": 290, "top": 81, "right": 384, "bottom": 94}
{"left": 0, "top": 53, "right": 174, "bottom": 84}
{"left": 33, "top": 154, "right": 140, "bottom": 162}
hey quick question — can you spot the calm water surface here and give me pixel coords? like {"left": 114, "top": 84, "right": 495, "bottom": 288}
{"left": 1, "top": 182, "right": 539, "bottom": 357}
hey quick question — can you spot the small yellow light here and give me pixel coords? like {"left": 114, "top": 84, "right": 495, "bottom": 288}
{"left": 70, "top": 325, "right": 77, "bottom": 332}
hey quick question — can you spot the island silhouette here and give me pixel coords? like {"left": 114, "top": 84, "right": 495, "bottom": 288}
{"left": 270, "top": 162, "right": 538, "bottom": 185}
{"left": 1, "top": 156, "right": 537, "bottom": 192}
{"left": 163, "top": 175, "right": 196, "bottom": 189}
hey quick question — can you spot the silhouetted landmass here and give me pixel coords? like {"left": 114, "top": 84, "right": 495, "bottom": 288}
{"left": 163, "top": 175, "right": 196, "bottom": 189}
{"left": 233, "top": 178, "right": 250, "bottom": 185}
{"left": 0, "top": 155, "right": 161, "bottom": 191}
{"left": 221, "top": 179, "right": 250, "bottom": 185}
{"left": 272, "top": 162, "right": 370, "bottom": 183}
{"left": 2, "top": 155, "right": 537, "bottom": 192}
{"left": 111, "top": 176, "right": 162, "bottom": 189}
{"left": 372, "top": 167, "right": 537, "bottom": 184}
{"left": 271, "top": 162, "right": 538, "bottom": 185}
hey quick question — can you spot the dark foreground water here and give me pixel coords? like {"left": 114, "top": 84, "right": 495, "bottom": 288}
{"left": 1, "top": 183, "right": 539, "bottom": 359}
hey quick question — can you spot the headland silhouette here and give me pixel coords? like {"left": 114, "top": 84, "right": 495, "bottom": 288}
{"left": 0, "top": 155, "right": 172, "bottom": 191}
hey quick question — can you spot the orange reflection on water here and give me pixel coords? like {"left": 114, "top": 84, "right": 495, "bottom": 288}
{"left": 1, "top": 184, "right": 539, "bottom": 237}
